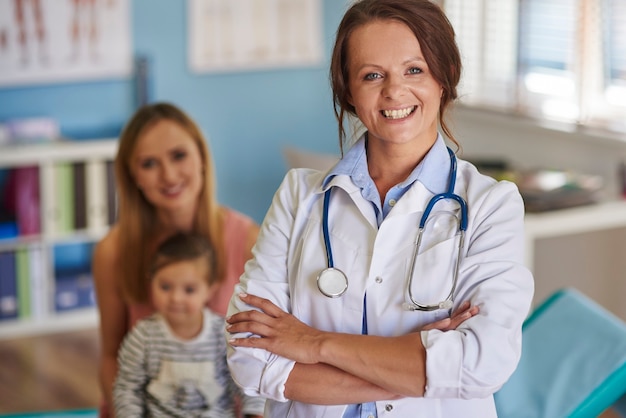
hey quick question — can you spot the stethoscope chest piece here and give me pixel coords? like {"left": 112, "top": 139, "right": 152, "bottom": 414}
{"left": 317, "top": 267, "right": 348, "bottom": 298}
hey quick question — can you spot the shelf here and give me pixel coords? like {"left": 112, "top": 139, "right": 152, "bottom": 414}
{"left": 0, "top": 309, "right": 98, "bottom": 340}
{"left": 0, "top": 139, "right": 117, "bottom": 339}
{"left": 523, "top": 200, "right": 626, "bottom": 270}
{"left": 0, "top": 138, "right": 117, "bottom": 168}
{"left": 525, "top": 200, "right": 626, "bottom": 239}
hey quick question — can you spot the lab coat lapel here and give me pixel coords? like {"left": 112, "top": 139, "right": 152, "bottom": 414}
{"left": 388, "top": 181, "right": 462, "bottom": 219}
{"left": 388, "top": 181, "right": 432, "bottom": 217}
{"left": 324, "top": 174, "right": 378, "bottom": 230}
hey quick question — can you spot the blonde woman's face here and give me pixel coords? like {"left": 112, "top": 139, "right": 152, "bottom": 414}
{"left": 131, "top": 119, "right": 204, "bottom": 214}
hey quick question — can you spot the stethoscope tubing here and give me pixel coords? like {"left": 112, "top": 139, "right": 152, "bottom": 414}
{"left": 319, "top": 147, "right": 468, "bottom": 311}
{"left": 322, "top": 188, "right": 334, "bottom": 268}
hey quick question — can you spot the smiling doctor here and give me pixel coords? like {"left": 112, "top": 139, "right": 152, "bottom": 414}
{"left": 226, "top": 0, "right": 534, "bottom": 417}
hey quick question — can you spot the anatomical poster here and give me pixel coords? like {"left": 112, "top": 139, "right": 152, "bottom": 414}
{"left": 188, "top": 0, "right": 323, "bottom": 73}
{"left": 0, "top": 0, "right": 132, "bottom": 87}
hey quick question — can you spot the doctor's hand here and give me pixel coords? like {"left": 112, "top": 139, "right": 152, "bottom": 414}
{"left": 421, "top": 300, "right": 479, "bottom": 332}
{"left": 226, "top": 293, "right": 325, "bottom": 365}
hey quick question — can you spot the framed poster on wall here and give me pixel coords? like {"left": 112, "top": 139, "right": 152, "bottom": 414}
{"left": 0, "top": 0, "right": 132, "bottom": 87}
{"left": 188, "top": 0, "right": 323, "bottom": 73}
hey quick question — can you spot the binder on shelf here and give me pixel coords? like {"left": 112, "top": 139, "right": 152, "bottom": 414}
{"left": 28, "top": 245, "right": 46, "bottom": 319}
{"left": 0, "top": 139, "right": 117, "bottom": 337}
{"left": 0, "top": 251, "right": 18, "bottom": 320}
{"left": 56, "top": 162, "right": 75, "bottom": 234}
{"left": 15, "top": 166, "right": 41, "bottom": 236}
{"left": 73, "top": 162, "right": 87, "bottom": 231}
{"left": 86, "top": 160, "right": 109, "bottom": 231}
{"left": 0, "top": 222, "right": 18, "bottom": 239}
{"left": 40, "top": 163, "right": 58, "bottom": 237}
{"left": 42, "top": 162, "right": 74, "bottom": 236}
{"left": 3, "top": 166, "right": 40, "bottom": 236}
{"left": 53, "top": 241, "right": 96, "bottom": 313}
{"left": 15, "top": 247, "right": 30, "bottom": 319}
{"left": 0, "top": 168, "right": 18, "bottom": 240}
{"left": 54, "top": 272, "right": 96, "bottom": 312}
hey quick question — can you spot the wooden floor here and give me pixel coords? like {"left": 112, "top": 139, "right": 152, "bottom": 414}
{"left": 0, "top": 328, "right": 622, "bottom": 417}
{"left": 0, "top": 328, "right": 101, "bottom": 415}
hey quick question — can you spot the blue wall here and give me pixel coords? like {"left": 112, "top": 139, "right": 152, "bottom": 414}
{"left": 0, "top": 0, "right": 348, "bottom": 223}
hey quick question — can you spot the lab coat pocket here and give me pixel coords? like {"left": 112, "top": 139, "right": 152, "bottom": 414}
{"left": 405, "top": 219, "right": 460, "bottom": 318}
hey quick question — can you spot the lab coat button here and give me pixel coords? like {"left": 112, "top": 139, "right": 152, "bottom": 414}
{"left": 375, "top": 276, "right": 383, "bottom": 284}
{"left": 385, "top": 403, "right": 393, "bottom": 411}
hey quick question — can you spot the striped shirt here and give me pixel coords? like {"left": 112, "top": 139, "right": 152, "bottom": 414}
{"left": 114, "top": 308, "right": 265, "bottom": 417}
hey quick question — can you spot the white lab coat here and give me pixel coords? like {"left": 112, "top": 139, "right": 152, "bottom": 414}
{"left": 227, "top": 151, "right": 534, "bottom": 417}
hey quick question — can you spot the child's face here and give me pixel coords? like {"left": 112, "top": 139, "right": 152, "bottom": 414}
{"left": 151, "top": 259, "right": 212, "bottom": 326}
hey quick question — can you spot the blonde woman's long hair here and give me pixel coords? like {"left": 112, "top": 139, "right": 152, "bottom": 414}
{"left": 114, "top": 102, "right": 225, "bottom": 304}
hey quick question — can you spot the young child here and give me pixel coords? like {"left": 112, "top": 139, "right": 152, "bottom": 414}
{"left": 113, "top": 232, "right": 265, "bottom": 417}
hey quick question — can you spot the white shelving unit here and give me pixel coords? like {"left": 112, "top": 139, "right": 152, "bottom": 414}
{"left": 524, "top": 200, "right": 626, "bottom": 270}
{"left": 0, "top": 138, "right": 117, "bottom": 339}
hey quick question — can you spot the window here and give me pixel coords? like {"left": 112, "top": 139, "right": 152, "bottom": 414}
{"left": 605, "top": 0, "right": 626, "bottom": 107}
{"left": 442, "top": 0, "right": 626, "bottom": 134}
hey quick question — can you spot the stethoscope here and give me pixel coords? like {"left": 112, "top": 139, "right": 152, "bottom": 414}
{"left": 317, "top": 147, "right": 468, "bottom": 312}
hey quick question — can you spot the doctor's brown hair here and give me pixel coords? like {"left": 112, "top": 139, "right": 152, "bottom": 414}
{"left": 330, "top": 0, "right": 462, "bottom": 154}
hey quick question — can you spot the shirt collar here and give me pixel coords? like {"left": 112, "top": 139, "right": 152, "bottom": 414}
{"left": 323, "top": 132, "right": 451, "bottom": 195}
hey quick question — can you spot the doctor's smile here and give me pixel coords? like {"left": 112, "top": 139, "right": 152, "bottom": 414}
{"left": 382, "top": 106, "right": 417, "bottom": 119}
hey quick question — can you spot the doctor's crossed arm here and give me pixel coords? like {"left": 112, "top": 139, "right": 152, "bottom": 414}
{"left": 228, "top": 294, "right": 479, "bottom": 399}
{"left": 226, "top": 1, "right": 534, "bottom": 417}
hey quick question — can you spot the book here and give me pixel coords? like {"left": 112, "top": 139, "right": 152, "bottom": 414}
{"left": 0, "top": 251, "right": 18, "bottom": 320}
{"left": 55, "top": 162, "right": 75, "bottom": 234}
{"left": 41, "top": 163, "right": 74, "bottom": 236}
{"left": 15, "top": 247, "right": 30, "bottom": 319}
{"left": 53, "top": 242, "right": 94, "bottom": 312}
{"left": 14, "top": 166, "right": 41, "bottom": 236}
{"left": 41, "top": 163, "right": 59, "bottom": 237}
{"left": 54, "top": 272, "right": 95, "bottom": 312}
{"left": 0, "top": 222, "right": 18, "bottom": 239}
{"left": 72, "top": 162, "right": 87, "bottom": 230}
{"left": 86, "top": 160, "right": 109, "bottom": 231}
{"left": 28, "top": 245, "right": 46, "bottom": 319}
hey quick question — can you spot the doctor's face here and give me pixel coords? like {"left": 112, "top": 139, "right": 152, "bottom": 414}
{"left": 346, "top": 19, "right": 443, "bottom": 149}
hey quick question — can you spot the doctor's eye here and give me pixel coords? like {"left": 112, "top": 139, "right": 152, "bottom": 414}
{"left": 364, "top": 72, "right": 382, "bottom": 81}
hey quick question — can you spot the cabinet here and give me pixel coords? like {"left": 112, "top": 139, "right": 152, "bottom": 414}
{"left": 524, "top": 200, "right": 626, "bottom": 321}
{"left": 0, "top": 139, "right": 117, "bottom": 339}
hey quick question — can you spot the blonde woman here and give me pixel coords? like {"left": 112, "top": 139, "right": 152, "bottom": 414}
{"left": 93, "top": 102, "right": 259, "bottom": 417}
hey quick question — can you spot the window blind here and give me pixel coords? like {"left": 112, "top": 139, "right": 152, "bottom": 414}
{"left": 442, "top": 0, "right": 626, "bottom": 132}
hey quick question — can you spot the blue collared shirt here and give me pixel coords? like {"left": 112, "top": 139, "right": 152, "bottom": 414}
{"left": 324, "top": 133, "right": 450, "bottom": 226}
{"left": 326, "top": 133, "right": 450, "bottom": 418}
